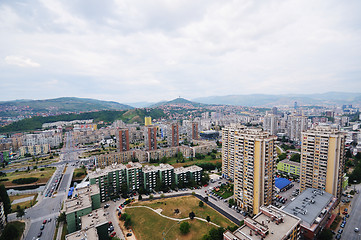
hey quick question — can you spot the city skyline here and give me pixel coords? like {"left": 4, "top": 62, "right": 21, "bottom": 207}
{"left": 1, "top": 0, "right": 361, "bottom": 103}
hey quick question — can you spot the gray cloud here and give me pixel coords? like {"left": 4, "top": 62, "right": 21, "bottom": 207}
{"left": 0, "top": 0, "right": 360, "bottom": 103}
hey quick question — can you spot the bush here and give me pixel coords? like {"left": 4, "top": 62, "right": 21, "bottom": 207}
{"left": 180, "top": 222, "right": 190, "bottom": 234}
{"left": 12, "top": 177, "right": 38, "bottom": 184}
{"left": 199, "top": 201, "right": 204, "bottom": 207}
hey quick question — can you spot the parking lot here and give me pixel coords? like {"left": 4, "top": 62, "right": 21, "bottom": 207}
{"left": 274, "top": 181, "right": 300, "bottom": 208}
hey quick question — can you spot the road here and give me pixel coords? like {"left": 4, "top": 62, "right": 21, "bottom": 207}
{"left": 340, "top": 184, "right": 361, "bottom": 240}
{"left": 20, "top": 132, "right": 77, "bottom": 240}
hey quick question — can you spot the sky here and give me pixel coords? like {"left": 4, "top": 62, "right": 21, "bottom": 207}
{"left": 0, "top": 0, "right": 361, "bottom": 103}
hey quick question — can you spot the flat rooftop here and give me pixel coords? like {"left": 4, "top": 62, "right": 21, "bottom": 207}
{"left": 65, "top": 185, "right": 99, "bottom": 214}
{"left": 282, "top": 188, "right": 334, "bottom": 228}
{"left": 81, "top": 208, "right": 108, "bottom": 229}
{"left": 174, "top": 167, "right": 188, "bottom": 174}
{"left": 126, "top": 162, "right": 142, "bottom": 169}
{"left": 89, "top": 164, "right": 126, "bottom": 178}
{"left": 65, "top": 227, "right": 98, "bottom": 240}
{"left": 142, "top": 165, "right": 158, "bottom": 173}
{"left": 224, "top": 205, "right": 300, "bottom": 240}
{"left": 279, "top": 159, "right": 300, "bottom": 167}
{"left": 185, "top": 165, "right": 202, "bottom": 172}
{"left": 158, "top": 163, "right": 174, "bottom": 171}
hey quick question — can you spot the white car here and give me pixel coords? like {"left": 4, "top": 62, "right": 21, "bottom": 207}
{"left": 355, "top": 228, "right": 359, "bottom": 232}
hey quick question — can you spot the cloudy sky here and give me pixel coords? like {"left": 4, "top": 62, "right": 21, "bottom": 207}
{"left": 1, "top": 0, "right": 360, "bottom": 103}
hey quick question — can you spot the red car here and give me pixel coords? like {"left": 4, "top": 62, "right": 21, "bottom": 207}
{"left": 43, "top": 220, "right": 47, "bottom": 224}
{"left": 110, "top": 232, "right": 116, "bottom": 237}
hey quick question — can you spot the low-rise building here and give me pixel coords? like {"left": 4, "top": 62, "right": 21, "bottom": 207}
{"left": 282, "top": 188, "right": 337, "bottom": 240}
{"left": 65, "top": 184, "right": 100, "bottom": 233}
{"left": 224, "top": 205, "right": 301, "bottom": 240}
{"left": 277, "top": 160, "right": 301, "bottom": 176}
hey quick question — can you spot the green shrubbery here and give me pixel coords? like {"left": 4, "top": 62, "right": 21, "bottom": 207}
{"left": 12, "top": 177, "right": 38, "bottom": 184}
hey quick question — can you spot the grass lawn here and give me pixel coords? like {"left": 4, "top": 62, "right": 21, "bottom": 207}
{"left": 4, "top": 157, "right": 59, "bottom": 171}
{"left": 125, "top": 207, "right": 216, "bottom": 240}
{"left": 0, "top": 221, "right": 25, "bottom": 240}
{"left": 213, "top": 184, "right": 234, "bottom": 199}
{"left": 132, "top": 195, "right": 236, "bottom": 228}
{"left": 10, "top": 193, "right": 37, "bottom": 211}
{"left": 0, "top": 167, "right": 56, "bottom": 187}
{"left": 72, "top": 167, "right": 87, "bottom": 181}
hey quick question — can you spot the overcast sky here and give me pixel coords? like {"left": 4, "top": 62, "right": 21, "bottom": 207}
{"left": 1, "top": 0, "right": 360, "bottom": 103}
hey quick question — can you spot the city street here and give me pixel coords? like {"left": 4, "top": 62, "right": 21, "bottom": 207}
{"left": 339, "top": 184, "right": 361, "bottom": 240}
{"left": 18, "top": 132, "right": 78, "bottom": 240}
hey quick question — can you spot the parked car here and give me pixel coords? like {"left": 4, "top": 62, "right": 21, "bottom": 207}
{"left": 126, "top": 233, "right": 133, "bottom": 237}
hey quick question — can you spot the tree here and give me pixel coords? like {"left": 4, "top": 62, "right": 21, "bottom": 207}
{"left": 210, "top": 153, "right": 216, "bottom": 159}
{"left": 57, "top": 212, "right": 66, "bottom": 223}
{"left": 317, "top": 229, "right": 333, "bottom": 240}
{"left": 278, "top": 153, "right": 287, "bottom": 161}
{"left": 290, "top": 153, "right": 300, "bottom": 163}
{"left": 138, "top": 195, "right": 142, "bottom": 201}
{"left": 0, "top": 223, "right": 19, "bottom": 239}
{"left": 189, "top": 211, "right": 195, "bottom": 220}
{"left": 206, "top": 216, "right": 210, "bottom": 222}
{"left": 199, "top": 201, "right": 204, "bottom": 207}
{"left": 149, "top": 194, "right": 154, "bottom": 200}
{"left": 179, "top": 222, "right": 190, "bottom": 234}
{"left": 160, "top": 194, "right": 165, "bottom": 198}
{"left": 228, "top": 198, "right": 235, "bottom": 206}
{"left": 124, "top": 215, "right": 132, "bottom": 228}
{"left": 16, "top": 208, "right": 25, "bottom": 218}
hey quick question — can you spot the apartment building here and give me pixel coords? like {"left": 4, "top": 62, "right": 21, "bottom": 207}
{"left": 224, "top": 205, "right": 301, "bottom": 240}
{"left": 222, "top": 126, "right": 241, "bottom": 180}
{"left": 144, "top": 126, "right": 157, "bottom": 151}
{"left": 0, "top": 202, "right": 5, "bottom": 231}
{"left": 167, "top": 122, "right": 179, "bottom": 147}
{"left": 300, "top": 126, "right": 346, "bottom": 199}
{"left": 233, "top": 128, "right": 277, "bottom": 215}
{"left": 117, "top": 128, "right": 129, "bottom": 152}
{"left": 89, "top": 164, "right": 126, "bottom": 202}
{"left": 158, "top": 163, "right": 174, "bottom": 186}
{"left": 125, "top": 162, "right": 142, "bottom": 192}
{"left": 184, "top": 121, "right": 199, "bottom": 140}
{"left": 264, "top": 114, "right": 278, "bottom": 136}
{"left": 287, "top": 116, "right": 308, "bottom": 143}
{"left": 145, "top": 116, "right": 152, "bottom": 126}
{"left": 19, "top": 144, "right": 50, "bottom": 156}
{"left": 142, "top": 165, "right": 158, "bottom": 191}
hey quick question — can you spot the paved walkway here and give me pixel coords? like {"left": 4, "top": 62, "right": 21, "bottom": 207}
{"left": 126, "top": 205, "right": 220, "bottom": 227}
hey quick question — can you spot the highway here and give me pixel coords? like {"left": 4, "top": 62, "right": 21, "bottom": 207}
{"left": 340, "top": 184, "right": 361, "bottom": 240}
{"left": 21, "top": 132, "right": 77, "bottom": 240}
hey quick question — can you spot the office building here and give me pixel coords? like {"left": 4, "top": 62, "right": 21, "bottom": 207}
{"left": 233, "top": 128, "right": 277, "bottom": 215}
{"left": 287, "top": 116, "right": 308, "bottom": 143}
{"left": 283, "top": 188, "right": 337, "bottom": 240}
{"left": 144, "top": 126, "right": 157, "bottom": 151}
{"left": 224, "top": 205, "right": 301, "bottom": 240}
{"left": 300, "top": 126, "right": 346, "bottom": 199}
{"left": 117, "top": 128, "right": 129, "bottom": 152}
{"left": 167, "top": 123, "right": 179, "bottom": 147}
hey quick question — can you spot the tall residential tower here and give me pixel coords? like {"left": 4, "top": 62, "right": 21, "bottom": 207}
{"left": 300, "top": 126, "right": 345, "bottom": 199}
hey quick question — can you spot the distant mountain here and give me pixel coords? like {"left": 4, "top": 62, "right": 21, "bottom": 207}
{"left": 150, "top": 97, "right": 207, "bottom": 108}
{"left": 0, "top": 97, "right": 133, "bottom": 117}
{"left": 125, "top": 101, "right": 154, "bottom": 108}
{"left": 193, "top": 92, "right": 361, "bottom": 107}
{"left": 0, "top": 108, "right": 165, "bottom": 133}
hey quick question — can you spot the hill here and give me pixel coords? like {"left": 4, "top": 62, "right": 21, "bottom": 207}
{"left": 0, "top": 97, "right": 133, "bottom": 117}
{"left": 0, "top": 108, "right": 165, "bottom": 134}
{"left": 150, "top": 97, "right": 207, "bottom": 108}
{"left": 193, "top": 92, "right": 361, "bottom": 107}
